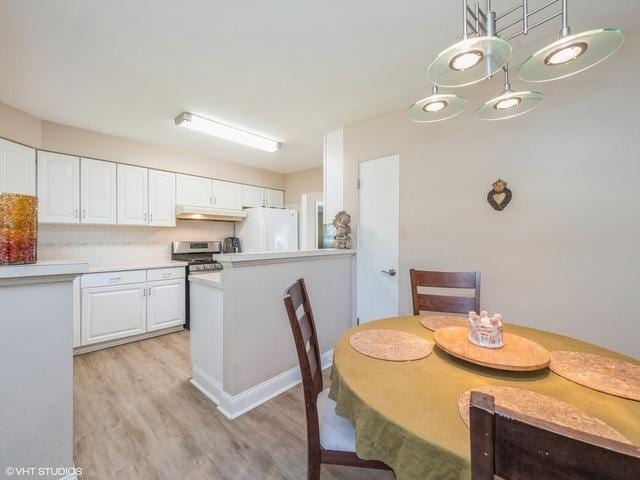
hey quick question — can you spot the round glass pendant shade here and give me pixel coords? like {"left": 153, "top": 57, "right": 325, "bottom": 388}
{"left": 476, "top": 90, "right": 543, "bottom": 120}
{"left": 519, "top": 28, "right": 623, "bottom": 82}
{"left": 427, "top": 36, "right": 512, "bottom": 88}
{"left": 408, "top": 93, "right": 467, "bottom": 122}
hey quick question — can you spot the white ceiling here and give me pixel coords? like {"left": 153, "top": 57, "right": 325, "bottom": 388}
{"left": 0, "top": 1, "right": 636, "bottom": 173}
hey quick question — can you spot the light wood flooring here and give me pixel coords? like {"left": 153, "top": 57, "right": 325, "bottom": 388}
{"left": 74, "top": 331, "right": 394, "bottom": 480}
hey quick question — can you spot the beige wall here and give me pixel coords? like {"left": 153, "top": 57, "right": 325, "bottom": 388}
{"left": 40, "top": 121, "right": 285, "bottom": 189}
{"left": 284, "top": 166, "right": 323, "bottom": 207}
{"left": 0, "top": 102, "right": 42, "bottom": 147}
{"left": 342, "top": 44, "right": 640, "bottom": 357}
{"left": 0, "top": 100, "right": 285, "bottom": 189}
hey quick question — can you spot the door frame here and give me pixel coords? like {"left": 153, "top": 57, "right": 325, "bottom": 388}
{"left": 356, "top": 154, "right": 400, "bottom": 325}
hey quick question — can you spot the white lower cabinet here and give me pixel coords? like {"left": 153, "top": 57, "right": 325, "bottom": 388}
{"left": 79, "top": 267, "right": 185, "bottom": 348}
{"left": 147, "top": 279, "right": 185, "bottom": 331}
{"left": 81, "top": 283, "right": 147, "bottom": 345}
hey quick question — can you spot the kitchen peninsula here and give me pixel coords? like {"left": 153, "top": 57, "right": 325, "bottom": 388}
{"left": 189, "top": 249, "right": 355, "bottom": 419}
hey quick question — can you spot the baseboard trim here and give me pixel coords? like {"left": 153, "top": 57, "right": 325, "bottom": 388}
{"left": 73, "top": 325, "right": 184, "bottom": 355}
{"left": 191, "top": 349, "right": 333, "bottom": 420}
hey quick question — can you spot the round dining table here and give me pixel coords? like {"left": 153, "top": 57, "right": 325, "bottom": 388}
{"left": 329, "top": 316, "right": 640, "bottom": 480}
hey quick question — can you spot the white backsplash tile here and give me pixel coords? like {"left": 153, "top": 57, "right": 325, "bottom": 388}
{"left": 38, "top": 220, "right": 234, "bottom": 261}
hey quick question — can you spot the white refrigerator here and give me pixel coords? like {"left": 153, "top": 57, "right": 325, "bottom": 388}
{"left": 237, "top": 207, "right": 298, "bottom": 252}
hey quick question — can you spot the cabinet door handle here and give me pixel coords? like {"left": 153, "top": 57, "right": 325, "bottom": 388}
{"left": 161, "top": 273, "right": 171, "bottom": 278}
{"left": 143, "top": 213, "right": 148, "bottom": 221}
{"left": 74, "top": 209, "right": 78, "bottom": 218}
{"left": 149, "top": 214, "right": 153, "bottom": 222}
{"left": 148, "top": 287, "right": 152, "bottom": 296}
{"left": 143, "top": 288, "right": 146, "bottom": 297}
{"left": 109, "top": 277, "right": 122, "bottom": 282}
{"left": 82, "top": 210, "right": 86, "bottom": 219}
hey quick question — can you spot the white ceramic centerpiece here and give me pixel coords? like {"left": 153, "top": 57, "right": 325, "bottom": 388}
{"left": 468, "top": 311, "right": 504, "bottom": 349}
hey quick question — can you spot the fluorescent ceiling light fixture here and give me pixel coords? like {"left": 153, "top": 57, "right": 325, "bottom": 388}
{"left": 175, "top": 112, "right": 281, "bottom": 152}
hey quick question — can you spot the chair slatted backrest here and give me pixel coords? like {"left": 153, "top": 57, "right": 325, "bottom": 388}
{"left": 410, "top": 269, "right": 480, "bottom": 315}
{"left": 470, "top": 391, "right": 640, "bottom": 480}
{"left": 284, "top": 279, "right": 323, "bottom": 451}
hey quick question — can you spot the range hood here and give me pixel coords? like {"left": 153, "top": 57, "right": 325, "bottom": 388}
{"left": 175, "top": 205, "right": 248, "bottom": 222}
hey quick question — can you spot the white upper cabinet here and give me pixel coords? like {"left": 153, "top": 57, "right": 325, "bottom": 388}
{"left": 117, "top": 164, "right": 149, "bottom": 225}
{"left": 37, "top": 151, "right": 80, "bottom": 224}
{"left": 265, "top": 188, "right": 284, "bottom": 208}
{"left": 148, "top": 169, "right": 176, "bottom": 227}
{"left": 0, "top": 138, "right": 36, "bottom": 195}
{"left": 242, "top": 184, "right": 265, "bottom": 208}
{"left": 176, "top": 174, "right": 213, "bottom": 208}
{"left": 213, "top": 180, "right": 242, "bottom": 210}
{"left": 242, "top": 185, "right": 284, "bottom": 208}
{"left": 80, "top": 158, "right": 117, "bottom": 225}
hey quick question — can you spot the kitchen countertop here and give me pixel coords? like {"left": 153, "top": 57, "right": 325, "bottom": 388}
{"left": 0, "top": 260, "right": 89, "bottom": 279}
{"left": 188, "top": 272, "right": 223, "bottom": 288}
{"left": 86, "top": 259, "right": 188, "bottom": 273}
{"left": 213, "top": 249, "right": 356, "bottom": 265}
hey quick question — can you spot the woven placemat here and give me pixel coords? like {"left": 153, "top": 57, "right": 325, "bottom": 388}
{"left": 550, "top": 351, "right": 640, "bottom": 402}
{"left": 458, "top": 386, "right": 631, "bottom": 444}
{"left": 420, "top": 315, "right": 468, "bottom": 331}
{"left": 349, "top": 329, "right": 433, "bottom": 361}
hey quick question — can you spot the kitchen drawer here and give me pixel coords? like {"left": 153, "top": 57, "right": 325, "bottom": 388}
{"left": 147, "top": 267, "right": 185, "bottom": 282}
{"left": 81, "top": 269, "right": 147, "bottom": 288}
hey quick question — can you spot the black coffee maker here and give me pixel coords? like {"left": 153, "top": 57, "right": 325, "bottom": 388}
{"left": 223, "top": 237, "right": 242, "bottom": 253}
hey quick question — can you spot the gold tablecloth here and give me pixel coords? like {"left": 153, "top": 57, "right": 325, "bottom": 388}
{"left": 329, "top": 316, "right": 640, "bottom": 480}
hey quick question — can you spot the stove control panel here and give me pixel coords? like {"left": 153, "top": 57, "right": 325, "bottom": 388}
{"left": 189, "top": 263, "right": 223, "bottom": 272}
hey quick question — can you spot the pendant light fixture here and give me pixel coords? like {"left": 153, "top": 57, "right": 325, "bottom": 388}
{"left": 476, "top": 65, "right": 543, "bottom": 120}
{"left": 408, "top": 0, "right": 623, "bottom": 123}
{"left": 519, "top": 1, "right": 624, "bottom": 82}
{"left": 427, "top": 0, "right": 511, "bottom": 88}
{"left": 408, "top": 85, "right": 467, "bottom": 122}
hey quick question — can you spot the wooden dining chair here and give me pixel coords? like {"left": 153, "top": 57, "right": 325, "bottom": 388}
{"left": 469, "top": 391, "right": 640, "bottom": 480}
{"left": 409, "top": 269, "right": 480, "bottom": 315}
{"left": 284, "top": 278, "right": 393, "bottom": 480}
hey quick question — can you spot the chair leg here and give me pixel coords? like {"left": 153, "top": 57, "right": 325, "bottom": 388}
{"left": 307, "top": 455, "right": 321, "bottom": 480}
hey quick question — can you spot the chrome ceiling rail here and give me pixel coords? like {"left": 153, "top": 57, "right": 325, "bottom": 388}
{"left": 496, "top": 0, "right": 561, "bottom": 39}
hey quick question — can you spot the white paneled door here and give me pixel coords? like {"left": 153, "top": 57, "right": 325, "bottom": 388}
{"left": 81, "top": 283, "right": 147, "bottom": 345}
{"left": 265, "top": 188, "right": 284, "bottom": 208}
{"left": 176, "top": 174, "right": 213, "bottom": 208}
{"left": 147, "top": 279, "right": 185, "bottom": 331}
{"left": 0, "top": 138, "right": 36, "bottom": 194}
{"left": 37, "top": 151, "right": 80, "bottom": 223}
{"left": 80, "top": 158, "right": 117, "bottom": 224}
{"left": 242, "top": 184, "right": 264, "bottom": 208}
{"left": 213, "top": 180, "right": 242, "bottom": 210}
{"left": 117, "top": 164, "right": 149, "bottom": 225}
{"left": 357, "top": 155, "right": 399, "bottom": 324}
{"left": 149, "top": 169, "right": 176, "bottom": 226}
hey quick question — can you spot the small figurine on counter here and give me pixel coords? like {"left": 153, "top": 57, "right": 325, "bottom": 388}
{"left": 332, "top": 210, "right": 352, "bottom": 249}
{"left": 468, "top": 310, "right": 504, "bottom": 348}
